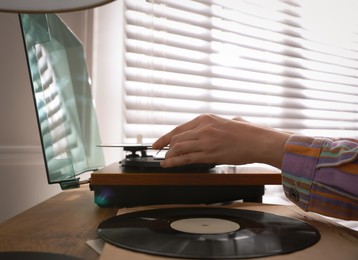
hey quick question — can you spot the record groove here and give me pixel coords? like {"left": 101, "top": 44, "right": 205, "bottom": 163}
{"left": 98, "top": 207, "right": 320, "bottom": 259}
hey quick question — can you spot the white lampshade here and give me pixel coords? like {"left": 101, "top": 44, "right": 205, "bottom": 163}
{"left": 0, "top": 0, "right": 115, "bottom": 13}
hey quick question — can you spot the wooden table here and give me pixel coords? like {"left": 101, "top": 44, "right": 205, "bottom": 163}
{"left": 0, "top": 185, "right": 357, "bottom": 260}
{"left": 0, "top": 186, "right": 117, "bottom": 260}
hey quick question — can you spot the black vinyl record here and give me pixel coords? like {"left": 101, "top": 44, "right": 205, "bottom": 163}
{"left": 98, "top": 207, "right": 320, "bottom": 259}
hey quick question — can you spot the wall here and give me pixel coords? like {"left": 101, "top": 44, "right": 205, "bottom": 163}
{"left": 91, "top": 0, "right": 124, "bottom": 164}
{"left": 0, "top": 10, "right": 96, "bottom": 223}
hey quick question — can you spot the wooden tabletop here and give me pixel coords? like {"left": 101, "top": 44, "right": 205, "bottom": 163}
{"left": 0, "top": 185, "right": 117, "bottom": 260}
{"left": 1, "top": 184, "right": 357, "bottom": 260}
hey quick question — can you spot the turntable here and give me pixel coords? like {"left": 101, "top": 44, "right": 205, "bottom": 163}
{"left": 90, "top": 145, "right": 281, "bottom": 207}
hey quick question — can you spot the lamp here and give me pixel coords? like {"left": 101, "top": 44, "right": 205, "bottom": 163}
{"left": 0, "top": 0, "right": 115, "bottom": 13}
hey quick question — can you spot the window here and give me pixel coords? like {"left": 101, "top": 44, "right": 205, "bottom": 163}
{"left": 123, "top": 0, "right": 358, "bottom": 143}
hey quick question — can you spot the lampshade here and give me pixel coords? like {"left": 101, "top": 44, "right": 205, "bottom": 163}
{"left": 0, "top": 0, "right": 115, "bottom": 13}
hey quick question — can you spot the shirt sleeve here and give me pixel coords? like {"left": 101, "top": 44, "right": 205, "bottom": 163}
{"left": 281, "top": 134, "right": 358, "bottom": 220}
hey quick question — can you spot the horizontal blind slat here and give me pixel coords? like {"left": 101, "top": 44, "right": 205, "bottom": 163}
{"left": 125, "top": 94, "right": 358, "bottom": 115}
{"left": 125, "top": 51, "right": 358, "bottom": 87}
{"left": 125, "top": 81, "right": 357, "bottom": 103}
{"left": 126, "top": 38, "right": 358, "bottom": 81}
{"left": 125, "top": 66, "right": 358, "bottom": 96}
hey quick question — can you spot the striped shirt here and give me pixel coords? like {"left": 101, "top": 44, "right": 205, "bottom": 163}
{"left": 281, "top": 134, "right": 358, "bottom": 220}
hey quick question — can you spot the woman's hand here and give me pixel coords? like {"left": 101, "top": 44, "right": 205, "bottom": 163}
{"left": 152, "top": 114, "right": 290, "bottom": 169}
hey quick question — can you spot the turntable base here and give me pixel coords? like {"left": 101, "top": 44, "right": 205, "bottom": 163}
{"left": 90, "top": 163, "right": 282, "bottom": 207}
{"left": 100, "top": 203, "right": 358, "bottom": 260}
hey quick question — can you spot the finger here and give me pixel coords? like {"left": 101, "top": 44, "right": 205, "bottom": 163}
{"left": 152, "top": 132, "right": 173, "bottom": 150}
{"left": 160, "top": 151, "right": 206, "bottom": 168}
{"left": 152, "top": 117, "right": 201, "bottom": 149}
{"left": 165, "top": 139, "right": 201, "bottom": 159}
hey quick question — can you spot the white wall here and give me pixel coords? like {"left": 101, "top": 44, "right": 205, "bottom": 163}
{"left": 0, "top": 13, "right": 59, "bottom": 222}
{"left": 0, "top": 7, "right": 120, "bottom": 222}
{"left": 91, "top": 0, "right": 124, "bottom": 164}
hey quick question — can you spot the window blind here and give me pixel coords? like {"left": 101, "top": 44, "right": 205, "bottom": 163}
{"left": 123, "top": 0, "right": 358, "bottom": 143}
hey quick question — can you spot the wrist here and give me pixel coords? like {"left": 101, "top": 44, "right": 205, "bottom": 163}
{"left": 256, "top": 127, "right": 291, "bottom": 168}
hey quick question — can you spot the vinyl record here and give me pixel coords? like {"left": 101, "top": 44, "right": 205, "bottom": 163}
{"left": 98, "top": 207, "right": 320, "bottom": 259}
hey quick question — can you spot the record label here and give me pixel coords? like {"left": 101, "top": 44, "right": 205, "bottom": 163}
{"left": 98, "top": 207, "right": 320, "bottom": 259}
{"left": 170, "top": 218, "right": 240, "bottom": 234}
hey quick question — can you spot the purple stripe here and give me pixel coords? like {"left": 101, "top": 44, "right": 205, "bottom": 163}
{"left": 312, "top": 171, "right": 358, "bottom": 198}
{"left": 282, "top": 152, "right": 317, "bottom": 180}
{"left": 309, "top": 193, "right": 358, "bottom": 211}
{"left": 309, "top": 201, "right": 358, "bottom": 220}
{"left": 309, "top": 184, "right": 358, "bottom": 219}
